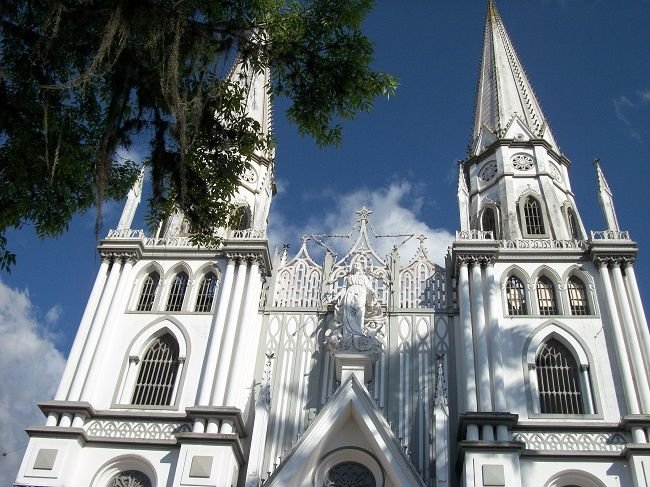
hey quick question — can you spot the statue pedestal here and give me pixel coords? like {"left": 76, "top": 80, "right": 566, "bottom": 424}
{"left": 333, "top": 352, "right": 375, "bottom": 384}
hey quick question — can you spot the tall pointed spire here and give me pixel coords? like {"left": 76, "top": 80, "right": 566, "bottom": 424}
{"left": 594, "top": 159, "right": 620, "bottom": 232}
{"left": 472, "top": 0, "right": 559, "bottom": 155}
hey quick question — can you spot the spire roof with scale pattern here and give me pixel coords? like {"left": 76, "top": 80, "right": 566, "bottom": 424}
{"left": 471, "top": 0, "right": 559, "bottom": 155}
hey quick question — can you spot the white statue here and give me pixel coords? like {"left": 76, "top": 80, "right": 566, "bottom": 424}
{"left": 327, "top": 263, "right": 384, "bottom": 354}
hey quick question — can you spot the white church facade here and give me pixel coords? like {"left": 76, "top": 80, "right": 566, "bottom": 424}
{"left": 14, "top": 2, "right": 650, "bottom": 486}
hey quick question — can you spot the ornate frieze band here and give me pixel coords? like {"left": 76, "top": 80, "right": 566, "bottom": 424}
{"left": 512, "top": 431, "right": 629, "bottom": 452}
{"left": 84, "top": 419, "right": 192, "bottom": 441}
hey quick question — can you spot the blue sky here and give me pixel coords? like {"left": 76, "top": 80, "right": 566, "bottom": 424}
{"left": 1, "top": 0, "right": 650, "bottom": 480}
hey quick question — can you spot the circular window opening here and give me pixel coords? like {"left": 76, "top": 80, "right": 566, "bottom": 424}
{"left": 324, "top": 462, "right": 376, "bottom": 487}
{"left": 108, "top": 470, "right": 152, "bottom": 487}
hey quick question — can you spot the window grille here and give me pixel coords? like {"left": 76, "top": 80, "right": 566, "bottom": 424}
{"left": 109, "top": 470, "right": 152, "bottom": 487}
{"left": 324, "top": 462, "right": 375, "bottom": 487}
{"left": 482, "top": 207, "right": 497, "bottom": 237}
{"left": 536, "top": 339, "right": 584, "bottom": 414}
{"left": 523, "top": 197, "right": 545, "bottom": 235}
{"left": 567, "top": 276, "right": 590, "bottom": 315}
{"left": 136, "top": 272, "right": 160, "bottom": 311}
{"left": 536, "top": 277, "right": 557, "bottom": 315}
{"left": 166, "top": 272, "right": 189, "bottom": 311}
{"left": 506, "top": 275, "right": 527, "bottom": 315}
{"left": 195, "top": 272, "right": 218, "bottom": 312}
{"left": 131, "top": 334, "right": 179, "bottom": 406}
{"left": 567, "top": 208, "right": 580, "bottom": 239}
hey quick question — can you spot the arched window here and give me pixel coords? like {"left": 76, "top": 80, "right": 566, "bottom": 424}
{"left": 523, "top": 196, "right": 546, "bottom": 236}
{"left": 324, "top": 462, "right": 375, "bottom": 487}
{"left": 566, "top": 208, "right": 581, "bottom": 240}
{"left": 536, "top": 277, "right": 558, "bottom": 315}
{"left": 536, "top": 338, "right": 584, "bottom": 414}
{"left": 230, "top": 205, "right": 250, "bottom": 231}
{"left": 109, "top": 470, "right": 152, "bottom": 487}
{"left": 481, "top": 207, "right": 498, "bottom": 238}
{"left": 131, "top": 334, "right": 180, "bottom": 406}
{"left": 567, "top": 276, "right": 590, "bottom": 315}
{"left": 166, "top": 272, "right": 189, "bottom": 311}
{"left": 137, "top": 272, "right": 160, "bottom": 311}
{"left": 506, "top": 275, "right": 528, "bottom": 315}
{"left": 195, "top": 272, "right": 218, "bottom": 312}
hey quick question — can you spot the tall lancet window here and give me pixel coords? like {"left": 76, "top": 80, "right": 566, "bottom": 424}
{"left": 195, "top": 272, "right": 219, "bottom": 312}
{"left": 567, "top": 208, "right": 581, "bottom": 240}
{"left": 137, "top": 272, "right": 160, "bottom": 311}
{"left": 166, "top": 272, "right": 189, "bottom": 311}
{"left": 567, "top": 276, "right": 590, "bottom": 315}
{"left": 132, "top": 334, "right": 180, "bottom": 406}
{"left": 481, "top": 207, "right": 498, "bottom": 238}
{"left": 536, "top": 339, "right": 584, "bottom": 414}
{"left": 523, "top": 196, "right": 546, "bottom": 236}
{"left": 536, "top": 277, "right": 558, "bottom": 315}
{"left": 506, "top": 275, "right": 528, "bottom": 315}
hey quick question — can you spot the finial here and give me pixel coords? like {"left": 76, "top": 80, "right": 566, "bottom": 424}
{"left": 356, "top": 207, "right": 373, "bottom": 224}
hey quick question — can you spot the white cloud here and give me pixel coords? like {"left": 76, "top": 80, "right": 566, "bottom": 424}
{"left": 613, "top": 95, "right": 633, "bottom": 125}
{"left": 44, "top": 305, "right": 63, "bottom": 325}
{"left": 269, "top": 181, "right": 455, "bottom": 266}
{"left": 0, "top": 281, "right": 66, "bottom": 486}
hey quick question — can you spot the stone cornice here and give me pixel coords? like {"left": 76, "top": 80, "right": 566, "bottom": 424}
{"left": 175, "top": 432, "right": 245, "bottom": 465}
{"left": 590, "top": 239, "right": 638, "bottom": 266}
{"left": 185, "top": 406, "right": 246, "bottom": 437}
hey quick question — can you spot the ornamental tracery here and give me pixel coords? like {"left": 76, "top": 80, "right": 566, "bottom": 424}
{"left": 512, "top": 153, "right": 534, "bottom": 171}
{"left": 324, "top": 462, "right": 376, "bottom": 487}
{"left": 478, "top": 160, "right": 498, "bottom": 182}
{"left": 108, "top": 470, "right": 151, "bottom": 487}
{"left": 272, "top": 208, "right": 447, "bottom": 311}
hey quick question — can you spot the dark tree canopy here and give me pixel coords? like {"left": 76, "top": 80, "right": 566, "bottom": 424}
{"left": 0, "top": 0, "right": 397, "bottom": 270}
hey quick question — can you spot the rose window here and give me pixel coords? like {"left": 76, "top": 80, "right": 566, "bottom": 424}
{"left": 478, "top": 161, "right": 498, "bottom": 182}
{"left": 548, "top": 163, "right": 563, "bottom": 183}
{"left": 324, "top": 462, "right": 375, "bottom": 487}
{"left": 512, "top": 154, "right": 534, "bottom": 171}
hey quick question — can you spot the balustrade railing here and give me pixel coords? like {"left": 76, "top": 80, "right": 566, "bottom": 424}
{"left": 456, "top": 229, "right": 494, "bottom": 240}
{"left": 105, "top": 227, "right": 266, "bottom": 246}
{"left": 498, "top": 239, "right": 588, "bottom": 250}
{"left": 590, "top": 230, "right": 630, "bottom": 240}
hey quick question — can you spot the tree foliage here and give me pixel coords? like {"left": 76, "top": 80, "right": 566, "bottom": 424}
{"left": 0, "top": 0, "right": 396, "bottom": 270}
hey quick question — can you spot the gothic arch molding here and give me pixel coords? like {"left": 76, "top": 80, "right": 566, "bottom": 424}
{"left": 130, "top": 262, "right": 164, "bottom": 311}
{"left": 516, "top": 189, "right": 551, "bottom": 238}
{"left": 561, "top": 265, "right": 598, "bottom": 316}
{"left": 522, "top": 321, "right": 600, "bottom": 416}
{"left": 545, "top": 469, "right": 607, "bottom": 487}
{"left": 112, "top": 317, "right": 190, "bottom": 408}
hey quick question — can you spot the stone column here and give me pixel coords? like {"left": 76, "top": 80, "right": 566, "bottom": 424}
{"left": 212, "top": 258, "right": 249, "bottom": 405}
{"left": 624, "top": 264, "right": 650, "bottom": 372}
{"left": 611, "top": 262, "right": 650, "bottom": 413}
{"left": 459, "top": 260, "right": 477, "bottom": 412}
{"left": 197, "top": 258, "right": 236, "bottom": 406}
{"left": 67, "top": 255, "right": 123, "bottom": 400}
{"left": 598, "top": 261, "right": 644, "bottom": 443}
{"left": 81, "top": 255, "right": 135, "bottom": 401}
{"left": 471, "top": 260, "right": 493, "bottom": 440}
{"left": 226, "top": 257, "right": 264, "bottom": 408}
{"left": 55, "top": 258, "right": 110, "bottom": 401}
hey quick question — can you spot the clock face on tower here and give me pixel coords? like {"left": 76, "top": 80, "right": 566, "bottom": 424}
{"left": 479, "top": 160, "right": 498, "bottom": 182}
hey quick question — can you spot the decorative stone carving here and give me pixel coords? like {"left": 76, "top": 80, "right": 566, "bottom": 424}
{"left": 511, "top": 153, "right": 534, "bottom": 171}
{"left": 85, "top": 419, "right": 191, "bottom": 440}
{"left": 479, "top": 161, "right": 498, "bottom": 182}
{"left": 109, "top": 470, "right": 151, "bottom": 487}
{"left": 326, "top": 263, "right": 384, "bottom": 354}
{"left": 548, "top": 162, "right": 563, "bottom": 183}
{"left": 512, "top": 431, "right": 628, "bottom": 452}
{"left": 324, "top": 462, "right": 375, "bottom": 487}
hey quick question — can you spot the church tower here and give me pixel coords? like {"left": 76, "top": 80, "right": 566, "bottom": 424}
{"left": 453, "top": 2, "right": 650, "bottom": 486}
{"left": 14, "top": 63, "right": 275, "bottom": 487}
{"left": 13, "top": 2, "right": 650, "bottom": 487}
